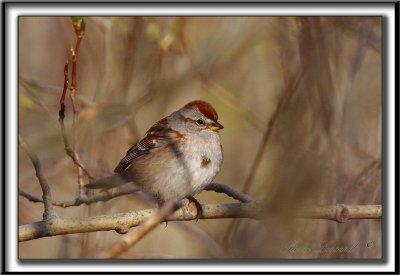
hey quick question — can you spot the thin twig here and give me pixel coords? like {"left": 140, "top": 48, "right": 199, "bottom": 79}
{"left": 18, "top": 203, "right": 381, "bottom": 242}
{"left": 69, "top": 35, "right": 82, "bottom": 129}
{"left": 18, "top": 135, "right": 57, "bottom": 220}
{"left": 19, "top": 76, "right": 59, "bottom": 125}
{"left": 58, "top": 61, "right": 69, "bottom": 121}
{"left": 204, "top": 183, "right": 253, "bottom": 203}
{"left": 19, "top": 185, "right": 140, "bottom": 208}
{"left": 58, "top": 121, "right": 94, "bottom": 180}
{"left": 69, "top": 17, "right": 87, "bottom": 195}
{"left": 100, "top": 199, "right": 181, "bottom": 258}
{"left": 58, "top": 61, "right": 94, "bottom": 180}
{"left": 19, "top": 181, "right": 250, "bottom": 208}
{"left": 70, "top": 16, "right": 85, "bottom": 104}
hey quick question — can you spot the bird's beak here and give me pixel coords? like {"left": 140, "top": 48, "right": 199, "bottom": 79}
{"left": 209, "top": 121, "right": 224, "bottom": 132}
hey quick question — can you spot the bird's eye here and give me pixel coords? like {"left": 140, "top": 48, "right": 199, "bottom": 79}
{"left": 196, "top": 119, "right": 205, "bottom": 125}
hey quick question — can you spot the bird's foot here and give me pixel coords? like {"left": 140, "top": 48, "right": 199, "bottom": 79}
{"left": 186, "top": 196, "right": 203, "bottom": 221}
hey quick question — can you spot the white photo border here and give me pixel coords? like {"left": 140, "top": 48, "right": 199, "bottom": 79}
{"left": 4, "top": 2, "right": 397, "bottom": 273}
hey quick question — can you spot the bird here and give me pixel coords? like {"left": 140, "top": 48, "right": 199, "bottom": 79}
{"left": 85, "top": 100, "right": 224, "bottom": 218}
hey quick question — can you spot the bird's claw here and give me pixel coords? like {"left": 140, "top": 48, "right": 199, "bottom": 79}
{"left": 187, "top": 196, "right": 203, "bottom": 221}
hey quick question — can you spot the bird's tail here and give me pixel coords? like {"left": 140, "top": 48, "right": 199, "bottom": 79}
{"left": 85, "top": 172, "right": 132, "bottom": 190}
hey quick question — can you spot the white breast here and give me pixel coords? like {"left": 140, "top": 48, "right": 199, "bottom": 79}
{"left": 134, "top": 130, "right": 223, "bottom": 203}
{"left": 180, "top": 132, "right": 223, "bottom": 194}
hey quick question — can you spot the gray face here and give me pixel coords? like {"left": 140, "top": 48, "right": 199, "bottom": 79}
{"left": 168, "top": 107, "right": 221, "bottom": 136}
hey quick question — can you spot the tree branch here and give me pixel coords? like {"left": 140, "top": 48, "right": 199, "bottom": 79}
{"left": 18, "top": 203, "right": 381, "bottom": 242}
{"left": 18, "top": 135, "right": 57, "bottom": 220}
{"left": 296, "top": 204, "right": 382, "bottom": 223}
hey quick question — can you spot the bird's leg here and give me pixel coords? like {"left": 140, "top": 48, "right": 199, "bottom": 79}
{"left": 186, "top": 196, "right": 203, "bottom": 221}
{"left": 157, "top": 200, "right": 169, "bottom": 227}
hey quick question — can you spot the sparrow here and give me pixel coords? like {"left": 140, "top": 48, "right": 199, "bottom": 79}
{"left": 85, "top": 100, "right": 224, "bottom": 217}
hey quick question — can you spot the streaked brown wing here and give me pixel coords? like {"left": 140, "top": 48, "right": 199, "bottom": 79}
{"left": 113, "top": 119, "right": 171, "bottom": 173}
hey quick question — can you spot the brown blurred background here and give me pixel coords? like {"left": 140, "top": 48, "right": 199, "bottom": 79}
{"left": 18, "top": 17, "right": 382, "bottom": 259}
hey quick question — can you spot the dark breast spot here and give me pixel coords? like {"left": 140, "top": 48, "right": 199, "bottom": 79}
{"left": 201, "top": 157, "right": 211, "bottom": 168}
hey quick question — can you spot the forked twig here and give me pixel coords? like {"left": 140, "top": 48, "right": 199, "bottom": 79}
{"left": 58, "top": 61, "right": 94, "bottom": 181}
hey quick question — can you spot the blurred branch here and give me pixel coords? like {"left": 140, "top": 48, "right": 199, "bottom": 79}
{"left": 181, "top": 51, "right": 265, "bottom": 131}
{"left": 200, "top": 76, "right": 266, "bottom": 131}
{"left": 176, "top": 221, "right": 228, "bottom": 258}
{"left": 224, "top": 52, "right": 302, "bottom": 247}
{"left": 336, "top": 17, "right": 380, "bottom": 52}
{"left": 19, "top": 185, "right": 140, "bottom": 208}
{"left": 18, "top": 203, "right": 381, "bottom": 242}
{"left": 19, "top": 76, "right": 93, "bottom": 108}
{"left": 18, "top": 135, "right": 57, "bottom": 220}
{"left": 175, "top": 21, "right": 266, "bottom": 132}
{"left": 241, "top": 52, "right": 301, "bottom": 194}
{"left": 100, "top": 199, "right": 181, "bottom": 258}
{"left": 19, "top": 76, "right": 59, "bottom": 124}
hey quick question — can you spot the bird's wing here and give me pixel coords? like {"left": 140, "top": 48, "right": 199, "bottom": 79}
{"left": 113, "top": 118, "right": 171, "bottom": 173}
